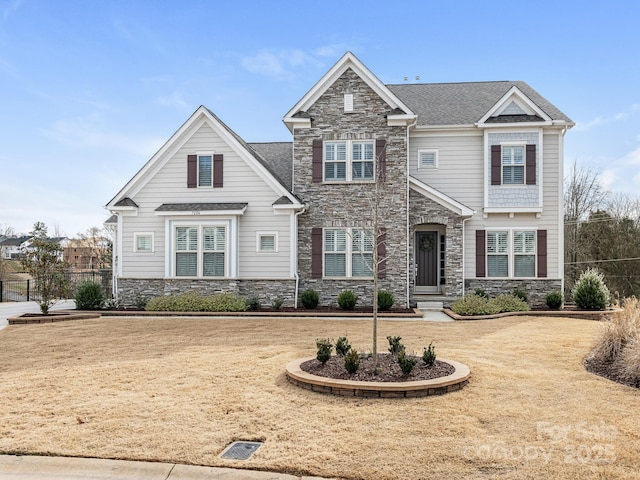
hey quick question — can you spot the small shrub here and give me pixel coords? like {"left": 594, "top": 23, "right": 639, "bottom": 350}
{"left": 335, "top": 336, "right": 352, "bottom": 357}
{"left": 474, "top": 288, "right": 489, "bottom": 299}
{"left": 492, "top": 294, "right": 530, "bottom": 313}
{"left": 397, "top": 350, "right": 417, "bottom": 375}
{"left": 134, "top": 295, "right": 148, "bottom": 310}
{"left": 74, "top": 281, "right": 105, "bottom": 310}
{"left": 450, "top": 294, "right": 501, "bottom": 316}
{"left": 387, "top": 335, "right": 405, "bottom": 355}
{"left": 300, "top": 289, "right": 319, "bottom": 309}
{"left": 245, "top": 296, "right": 261, "bottom": 311}
{"left": 271, "top": 296, "right": 284, "bottom": 310}
{"left": 573, "top": 268, "right": 611, "bottom": 310}
{"left": 337, "top": 290, "right": 358, "bottom": 310}
{"left": 512, "top": 288, "right": 528, "bottom": 304}
{"left": 344, "top": 348, "right": 360, "bottom": 374}
{"left": 377, "top": 290, "right": 394, "bottom": 311}
{"left": 423, "top": 342, "right": 436, "bottom": 366}
{"left": 316, "top": 338, "right": 333, "bottom": 364}
{"left": 103, "top": 297, "right": 121, "bottom": 310}
{"left": 546, "top": 291, "right": 563, "bottom": 310}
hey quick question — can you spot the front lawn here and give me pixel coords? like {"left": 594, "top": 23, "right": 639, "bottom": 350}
{"left": 0, "top": 316, "right": 638, "bottom": 479}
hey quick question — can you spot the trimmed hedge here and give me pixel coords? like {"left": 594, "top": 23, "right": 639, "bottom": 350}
{"left": 145, "top": 292, "right": 247, "bottom": 312}
{"left": 451, "top": 293, "right": 530, "bottom": 316}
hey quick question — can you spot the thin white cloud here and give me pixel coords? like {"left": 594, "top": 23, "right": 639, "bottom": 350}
{"left": 620, "top": 146, "right": 640, "bottom": 165}
{"left": 157, "top": 91, "right": 190, "bottom": 110}
{"left": 40, "top": 115, "right": 164, "bottom": 158}
{"left": 599, "top": 169, "right": 617, "bottom": 191}
{"left": 574, "top": 103, "right": 640, "bottom": 131}
{"left": 2, "top": 0, "right": 23, "bottom": 21}
{"left": 240, "top": 49, "right": 323, "bottom": 80}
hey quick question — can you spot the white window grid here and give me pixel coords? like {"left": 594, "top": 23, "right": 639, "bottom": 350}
{"left": 323, "top": 140, "right": 375, "bottom": 182}
{"left": 486, "top": 229, "right": 537, "bottom": 278}
{"left": 323, "top": 228, "right": 374, "bottom": 278}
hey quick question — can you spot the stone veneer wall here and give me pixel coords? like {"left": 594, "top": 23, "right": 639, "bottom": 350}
{"left": 409, "top": 190, "right": 465, "bottom": 297}
{"left": 464, "top": 278, "right": 562, "bottom": 309}
{"left": 117, "top": 278, "right": 297, "bottom": 307}
{"left": 294, "top": 68, "right": 409, "bottom": 307}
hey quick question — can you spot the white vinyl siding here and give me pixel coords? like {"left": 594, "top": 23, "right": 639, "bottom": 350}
{"left": 118, "top": 122, "right": 292, "bottom": 279}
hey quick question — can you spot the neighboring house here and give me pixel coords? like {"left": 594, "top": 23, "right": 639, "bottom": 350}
{"left": 106, "top": 52, "right": 572, "bottom": 308}
{"left": 0, "top": 236, "right": 32, "bottom": 260}
{"left": 21, "top": 237, "right": 69, "bottom": 262}
{"left": 64, "top": 238, "right": 111, "bottom": 271}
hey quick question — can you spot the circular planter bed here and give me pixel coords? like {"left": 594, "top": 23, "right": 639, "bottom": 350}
{"left": 286, "top": 355, "right": 470, "bottom": 398}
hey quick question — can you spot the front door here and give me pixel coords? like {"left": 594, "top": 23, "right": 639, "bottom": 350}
{"left": 415, "top": 231, "right": 439, "bottom": 293}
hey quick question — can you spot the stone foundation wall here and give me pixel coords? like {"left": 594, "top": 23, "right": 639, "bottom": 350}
{"left": 117, "top": 278, "right": 297, "bottom": 308}
{"left": 464, "top": 278, "right": 562, "bottom": 308}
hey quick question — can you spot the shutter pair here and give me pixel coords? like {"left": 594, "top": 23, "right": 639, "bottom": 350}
{"left": 311, "top": 139, "right": 387, "bottom": 182}
{"left": 475, "top": 230, "right": 547, "bottom": 278}
{"left": 311, "top": 228, "right": 387, "bottom": 278}
{"left": 491, "top": 144, "right": 536, "bottom": 185}
{"left": 187, "top": 154, "right": 224, "bottom": 188}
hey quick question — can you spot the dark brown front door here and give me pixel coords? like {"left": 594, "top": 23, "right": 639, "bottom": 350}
{"left": 415, "top": 231, "right": 438, "bottom": 292}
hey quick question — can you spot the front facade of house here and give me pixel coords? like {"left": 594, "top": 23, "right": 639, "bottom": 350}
{"left": 106, "top": 52, "right": 572, "bottom": 308}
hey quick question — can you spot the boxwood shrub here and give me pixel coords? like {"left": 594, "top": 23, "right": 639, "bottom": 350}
{"left": 145, "top": 292, "right": 247, "bottom": 312}
{"left": 74, "top": 280, "right": 105, "bottom": 310}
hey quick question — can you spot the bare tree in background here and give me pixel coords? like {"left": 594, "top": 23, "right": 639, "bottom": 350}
{"left": 564, "top": 161, "right": 608, "bottom": 292}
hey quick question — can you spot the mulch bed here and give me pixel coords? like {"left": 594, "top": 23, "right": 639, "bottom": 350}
{"left": 584, "top": 358, "right": 640, "bottom": 389}
{"left": 301, "top": 353, "right": 455, "bottom": 382}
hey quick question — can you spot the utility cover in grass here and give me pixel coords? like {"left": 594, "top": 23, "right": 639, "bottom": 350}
{"left": 219, "top": 441, "right": 262, "bottom": 460}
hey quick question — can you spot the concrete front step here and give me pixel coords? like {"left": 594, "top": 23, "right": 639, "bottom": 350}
{"left": 417, "top": 301, "right": 444, "bottom": 311}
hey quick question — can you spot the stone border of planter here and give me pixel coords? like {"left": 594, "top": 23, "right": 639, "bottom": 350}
{"left": 8, "top": 312, "right": 101, "bottom": 324}
{"left": 285, "top": 356, "right": 470, "bottom": 398}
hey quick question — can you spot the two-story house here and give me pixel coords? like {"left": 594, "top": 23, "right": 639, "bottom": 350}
{"left": 106, "top": 52, "right": 572, "bottom": 308}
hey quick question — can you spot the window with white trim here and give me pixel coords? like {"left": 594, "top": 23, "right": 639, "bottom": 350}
{"left": 418, "top": 149, "right": 438, "bottom": 168}
{"left": 324, "top": 228, "right": 373, "bottom": 277}
{"left": 198, "top": 154, "right": 213, "bottom": 187}
{"left": 487, "top": 230, "right": 536, "bottom": 278}
{"left": 175, "top": 225, "right": 225, "bottom": 277}
{"left": 134, "top": 233, "right": 154, "bottom": 253}
{"left": 502, "top": 145, "right": 525, "bottom": 184}
{"left": 324, "top": 140, "right": 374, "bottom": 182}
{"left": 256, "top": 232, "right": 278, "bottom": 253}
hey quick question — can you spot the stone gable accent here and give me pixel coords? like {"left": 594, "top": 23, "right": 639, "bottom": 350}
{"left": 294, "top": 68, "right": 409, "bottom": 307}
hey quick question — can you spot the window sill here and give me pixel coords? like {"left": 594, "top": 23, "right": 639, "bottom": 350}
{"left": 322, "top": 276, "right": 374, "bottom": 280}
{"left": 321, "top": 180, "right": 376, "bottom": 185}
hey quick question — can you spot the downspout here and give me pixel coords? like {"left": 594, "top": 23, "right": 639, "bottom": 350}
{"left": 461, "top": 215, "right": 472, "bottom": 297}
{"left": 405, "top": 118, "right": 417, "bottom": 308}
{"left": 293, "top": 206, "right": 307, "bottom": 309}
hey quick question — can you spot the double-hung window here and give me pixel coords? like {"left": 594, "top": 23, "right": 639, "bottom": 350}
{"left": 175, "top": 225, "right": 225, "bottom": 277}
{"left": 487, "top": 231, "right": 509, "bottom": 277}
{"left": 324, "top": 140, "right": 374, "bottom": 182}
{"left": 324, "top": 228, "right": 373, "bottom": 277}
{"left": 486, "top": 230, "right": 536, "bottom": 278}
{"left": 502, "top": 145, "right": 525, "bottom": 185}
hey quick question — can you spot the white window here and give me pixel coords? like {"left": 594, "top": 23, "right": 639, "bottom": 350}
{"left": 175, "top": 225, "right": 225, "bottom": 277}
{"left": 487, "top": 231, "right": 508, "bottom": 277}
{"left": 487, "top": 230, "right": 536, "bottom": 278}
{"left": 198, "top": 154, "right": 213, "bottom": 187}
{"left": 324, "top": 228, "right": 373, "bottom": 278}
{"left": 134, "top": 233, "right": 154, "bottom": 253}
{"left": 324, "top": 140, "right": 374, "bottom": 182}
{"left": 418, "top": 149, "right": 438, "bottom": 168}
{"left": 256, "top": 231, "right": 278, "bottom": 253}
{"left": 502, "top": 145, "right": 525, "bottom": 185}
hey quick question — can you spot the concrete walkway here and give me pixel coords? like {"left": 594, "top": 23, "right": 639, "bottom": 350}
{"left": 0, "top": 455, "right": 331, "bottom": 479}
{"left": 0, "top": 300, "right": 77, "bottom": 330}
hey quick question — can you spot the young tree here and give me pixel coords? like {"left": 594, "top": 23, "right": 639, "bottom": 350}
{"left": 21, "top": 222, "right": 70, "bottom": 314}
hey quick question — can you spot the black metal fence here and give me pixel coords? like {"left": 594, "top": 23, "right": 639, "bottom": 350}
{"left": 0, "top": 270, "right": 112, "bottom": 303}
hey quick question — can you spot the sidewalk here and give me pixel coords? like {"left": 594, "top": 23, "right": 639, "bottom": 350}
{"left": 0, "top": 300, "right": 76, "bottom": 330}
{"left": 0, "top": 455, "right": 332, "bottom": 479}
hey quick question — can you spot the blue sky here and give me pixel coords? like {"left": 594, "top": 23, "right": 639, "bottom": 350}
{"left": 1, "top": 0, "right": 639, "bottom": 236}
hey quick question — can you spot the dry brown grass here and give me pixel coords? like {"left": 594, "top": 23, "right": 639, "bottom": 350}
{"left": 1, "top": 315, "right": 639, "bottom": 479}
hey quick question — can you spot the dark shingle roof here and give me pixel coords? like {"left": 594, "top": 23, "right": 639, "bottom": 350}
{"left": 155, "top": 203, "right": 248, "bottom": 212}
{"left": 104, "top": 214, "right": 118, "bottom": 224}
{"left": 248, "top": 142, "right": 292, "bottom": 189}
{"left": 0, "top": 236, "right": 31, "bottom": 246}
{"left": 387, "top": 81, "right": 572, "bottom": 126}
{"left": 114, "top": 197, "right": 138, "bottom": 207}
